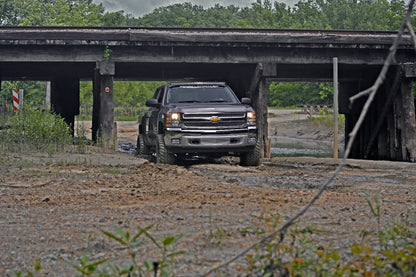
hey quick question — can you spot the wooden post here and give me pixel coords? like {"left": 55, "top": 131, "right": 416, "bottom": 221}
{"left": 45, "top": 81, "right": 51, "bottom": 110}
{"left": 92, "top": 68, "right": 100, "bottom": 142}
{"left": 399, "top": 79, "right": 416, "bottom": 162}
{"left": 267, "top": 138, "right": 272, "bottom": 158}
{"left": 333, "top": 57, "right": 339, "bottom": 159}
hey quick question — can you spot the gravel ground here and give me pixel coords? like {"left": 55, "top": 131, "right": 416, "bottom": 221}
{"left": 1, "top": 114, "right": 415, "bottom": 276}
{"left": 1, "top": 152, "right": 416, "bottom": 276}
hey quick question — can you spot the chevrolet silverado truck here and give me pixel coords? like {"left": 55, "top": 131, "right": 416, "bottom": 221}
{"left": 136, "top": 82, "right": 260, "bottom": 166}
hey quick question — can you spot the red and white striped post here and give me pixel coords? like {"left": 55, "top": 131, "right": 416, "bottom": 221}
{"left": 12, "top": 89, "right": 19, "bottom": 112}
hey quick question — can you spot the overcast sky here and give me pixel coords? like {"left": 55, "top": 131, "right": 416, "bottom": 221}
{"left": 94, "top": 0, "right": 258, "bottom": 17}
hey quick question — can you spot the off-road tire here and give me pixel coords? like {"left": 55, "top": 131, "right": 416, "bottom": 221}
{"left": 240, "top": 141, "right": 261, "bottom": 166}
{"left": 156, "top": 134, "right": 175, "bottom": 164}
{"left": 136, "top": 134, "right": 150, "bottom": 158}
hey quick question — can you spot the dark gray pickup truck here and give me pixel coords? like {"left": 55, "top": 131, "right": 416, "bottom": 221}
{"left": 136, "top": 82, "right": 260, "bottom": 166}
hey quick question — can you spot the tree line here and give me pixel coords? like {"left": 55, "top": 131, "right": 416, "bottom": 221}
{"left": 0, "top": 0, "right": 412, "bottom": 109}
{"left": 1, "top": 0, "right": 410, "bottom": 30}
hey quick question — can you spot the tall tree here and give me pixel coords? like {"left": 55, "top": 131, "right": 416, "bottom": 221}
{"left": 138, "top": 3, "right": 204, "bottom": 27}
{"left": 0, "top": 0, "right": 20, "bottom": 25}
{"left": 238, "top": 0, "right": 291, "bottom": 28}
{"left": 8, "top": 0, "right": 104, "bottom": 26}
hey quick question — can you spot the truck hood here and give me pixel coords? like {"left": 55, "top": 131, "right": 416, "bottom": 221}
{"left": 168, "top": 104, "right": 254, "bottom": 114}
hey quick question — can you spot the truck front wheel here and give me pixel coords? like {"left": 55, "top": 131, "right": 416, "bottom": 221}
{"left": 240, "top": 141, "right": 261, "bottom": 166}
{"left": 136, "top": 134, "right": 150, "bottom": 158}
{"left": 156, "top": 134, "right": 176, "bottom": 164}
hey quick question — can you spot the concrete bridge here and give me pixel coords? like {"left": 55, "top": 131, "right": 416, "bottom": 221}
{"left": 0, "top": 26, "right": 415, "bottom": 161}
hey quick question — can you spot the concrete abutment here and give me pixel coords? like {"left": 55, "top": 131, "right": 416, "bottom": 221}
{"left": 339, "top": 65, "right": 416, "bottom": 162}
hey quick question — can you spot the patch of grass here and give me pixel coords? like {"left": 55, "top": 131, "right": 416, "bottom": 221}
{"left": 74, "top": 225, "right": 183, "bottom": 277}
{"left": 101, "top": 167, "right": 121, "bottom": 174}
{"left": 310, "top": 113, "right": 345, "bottom": 130}
{"left": 204, "top": 208, "right": 233, "bottom": 245}
{"left": 75, "top": 114, "right": 91, "bottom": 121}
{"left": 242, "top": 195, "right": 416, "bottom": 277}
{"left": 114, "top": 115, "right": 137, "bottom": 121}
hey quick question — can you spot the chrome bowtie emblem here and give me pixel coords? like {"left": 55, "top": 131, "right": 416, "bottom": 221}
{"left": 209, "top": 116, "right": 221, "bottom": 122}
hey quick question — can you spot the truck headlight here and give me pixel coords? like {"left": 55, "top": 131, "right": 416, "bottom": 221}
{"left": 247, "top": 112, "right": 256, "bottom": 126}
{"left": 165, "top": 112, "right": 181, "bottom": 127}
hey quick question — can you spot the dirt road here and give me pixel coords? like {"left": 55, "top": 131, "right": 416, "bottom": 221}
{"left": 1, "top": 114, "right": 415, "bottom": 276}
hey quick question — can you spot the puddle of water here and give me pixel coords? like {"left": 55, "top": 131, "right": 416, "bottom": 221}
{"left": 271, "top": 147, "right": 333, "bottom": 157}
{"left": 118, "top": 141, "right": 137, "bottom": 156}
{"left": 270, "top": 136, "right": 343, "bottom": 158}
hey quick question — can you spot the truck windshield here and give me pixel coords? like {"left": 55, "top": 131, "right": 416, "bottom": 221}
{"left": 166, "top": 86, "right": 239, "bottom": 105}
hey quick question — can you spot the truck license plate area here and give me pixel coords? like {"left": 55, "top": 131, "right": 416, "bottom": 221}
{"left": 188, "top": 137, "right": 240, "bottom": 145}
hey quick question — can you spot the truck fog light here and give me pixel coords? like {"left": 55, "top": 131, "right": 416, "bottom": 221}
{"left": 248, "top": 137, "right": 257, "bottom": 144}
{"left": 171, "top": 138, "right": 181, "bottom": 144}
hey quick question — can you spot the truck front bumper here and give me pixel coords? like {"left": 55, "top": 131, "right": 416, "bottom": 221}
{"left": 164, "top": 129, "right": 257, "bottom": 153}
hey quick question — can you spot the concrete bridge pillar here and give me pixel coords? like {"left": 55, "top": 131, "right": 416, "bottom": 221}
{"left": 248, "top": 63, "right": 276, "bottom": 157}
{"left": 51, "top": 76, "right": 80, "bottom": 135}
{"left": 394, "top": 78, "right": 416, "bottom": 161}
{"left": 92, "top": 61, "right": 115, "bottom": 149}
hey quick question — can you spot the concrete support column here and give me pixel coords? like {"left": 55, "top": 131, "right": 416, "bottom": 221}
{"left": 92, "top": 61, "right": 115, "bottom": 149}
{"left": 250, "top": 77, "right": 268, "bottom": 158}
{"left": 258, "top": 78, "right": 268, "bottom": 157}
{"left": 51, "top": 76, "right": 80, "bottom": 135}
{"left": 248, "top": 63, "right": 270, "bottom": 158}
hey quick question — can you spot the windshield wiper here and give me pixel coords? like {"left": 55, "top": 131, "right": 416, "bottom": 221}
{"left": 208, "top": 100, "right": 227, "bottom": 103}
{"left": 176, "top": 100, "right": 201, "bottom": 103}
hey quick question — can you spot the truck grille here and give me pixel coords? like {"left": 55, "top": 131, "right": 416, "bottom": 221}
{"left": 182, "top": 113, "right": 246, "bottom": 130}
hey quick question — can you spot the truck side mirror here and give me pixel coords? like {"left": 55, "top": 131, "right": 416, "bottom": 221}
{"left": 241, "top": 98, "right": 251, "bottom": 105}
{"left": 145, "top": 99, "right": 160, "bottom": 108}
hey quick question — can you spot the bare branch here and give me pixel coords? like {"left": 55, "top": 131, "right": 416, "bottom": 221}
{"left": 349, "top": 86, "right": 374, "bottom": 104}
{"left": 406, "top": 21, "right": 416, "bottom": 52}
{"left": 200, "top": 0, "right": 416, "bottom": 276}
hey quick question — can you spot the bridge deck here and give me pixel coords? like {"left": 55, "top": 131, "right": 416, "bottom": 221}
{"left": 0, "top": 27, "right": 411, "bottom": 48}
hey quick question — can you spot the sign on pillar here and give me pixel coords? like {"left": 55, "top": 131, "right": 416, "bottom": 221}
{"left": 13, "top": 89, "right": 19, "bottom": 112}
{"left": 12, "top": 89, "right": 24, "bottom": 112}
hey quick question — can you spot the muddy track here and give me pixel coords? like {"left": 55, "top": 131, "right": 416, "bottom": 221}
{"left": 0, "top": 113, "right": 413, "bottom": 276}
{"left": 1, "top": 148, "right": 415, "bottom": 276}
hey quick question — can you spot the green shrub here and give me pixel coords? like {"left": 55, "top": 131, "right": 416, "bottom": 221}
{"left": 0, "top": 109, "right": 72, "bottom": 153}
